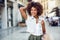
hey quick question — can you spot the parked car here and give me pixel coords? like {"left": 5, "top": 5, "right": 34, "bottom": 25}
{"left": 48, "top": 16, "right": 59, "bottom": 26}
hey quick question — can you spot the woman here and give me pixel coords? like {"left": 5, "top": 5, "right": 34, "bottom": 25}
{"left": 20, "top": 2, "right": 46, "bottom": 40}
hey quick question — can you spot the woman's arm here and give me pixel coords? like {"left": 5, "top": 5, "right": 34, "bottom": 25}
{"left": 20, "top": 7, "right": 27, "bottom": 20}
{"left": 41, "top": 20, "right": 46, "bottom": 34}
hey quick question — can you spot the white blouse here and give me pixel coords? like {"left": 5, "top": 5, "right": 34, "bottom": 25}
{"left": 26, "top": 15, "right": 45, "bottom": 36}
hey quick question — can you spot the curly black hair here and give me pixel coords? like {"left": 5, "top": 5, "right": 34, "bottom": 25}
{"left": 27, "top": 2, "right": 43, "bottom": 16}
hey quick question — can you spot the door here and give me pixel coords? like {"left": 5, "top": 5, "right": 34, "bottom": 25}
{"left": 7, "top": 7, "right": 13, "bottom": 27}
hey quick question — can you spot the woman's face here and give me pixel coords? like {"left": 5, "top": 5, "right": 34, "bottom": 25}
{"left": 31, "top": 7, "right": 37, "bottom": 17}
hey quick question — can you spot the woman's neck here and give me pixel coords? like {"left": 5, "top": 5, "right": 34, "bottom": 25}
{"left": 34, "top": 15, "right": 39, "bottom": 19}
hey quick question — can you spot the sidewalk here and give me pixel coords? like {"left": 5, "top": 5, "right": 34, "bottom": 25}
{"left": 0, "top": 27, "right": 30, "bottom": 40}
{"left": 0, "top": 27, "right": 23, "bottom": 40}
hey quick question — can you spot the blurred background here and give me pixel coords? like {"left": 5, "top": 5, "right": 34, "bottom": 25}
{"left": 0, "top": 0, "right": 60, "bottom": 40}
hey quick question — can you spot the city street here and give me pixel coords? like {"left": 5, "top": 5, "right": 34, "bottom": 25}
{"left": 0, "top": 0, "right": 60, "bottom": 40}
{"left": 0, "top": 22, "right": 60, "bottom": 40}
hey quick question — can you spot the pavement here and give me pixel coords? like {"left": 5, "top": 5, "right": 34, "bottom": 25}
{"left": 0, "top": 21, "right": 60, "bottom": 40}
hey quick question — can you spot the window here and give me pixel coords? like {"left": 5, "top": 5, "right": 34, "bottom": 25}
{"left": 0, "top": 0, "right": 4, "bottom": 4}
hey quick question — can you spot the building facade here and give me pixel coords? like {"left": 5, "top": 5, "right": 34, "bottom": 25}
{"left": 0, "top": 0, "right": 18, "bottom": 29}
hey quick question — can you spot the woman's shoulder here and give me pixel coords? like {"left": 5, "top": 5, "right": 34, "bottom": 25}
{"left": 39, "top": 16, "right": 45, "bottom": 19}
{"left": 39, "top": 16, "right": 46, "bottom": 22}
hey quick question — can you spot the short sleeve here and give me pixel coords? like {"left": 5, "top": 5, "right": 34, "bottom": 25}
{"left": 39, "top": 16, "right": 46, "bottom": 24}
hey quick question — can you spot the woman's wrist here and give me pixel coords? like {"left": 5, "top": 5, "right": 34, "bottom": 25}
{"left": 20, "top": 7, "right": 27, "bottom": 12}
{"left": 43, "top": 31, "right": 46, "bottom": 34}
{"left": 43, "top": 32, "right": 46, "bottom": 35}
